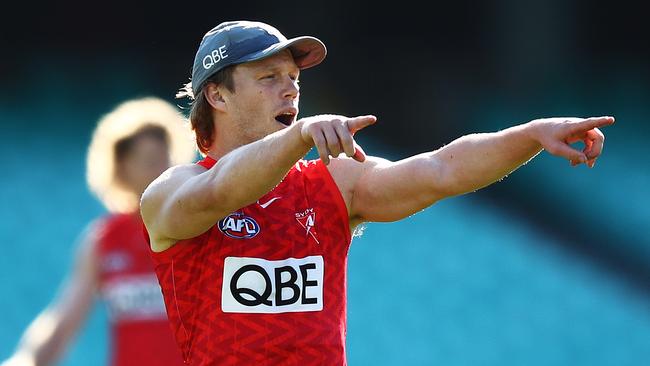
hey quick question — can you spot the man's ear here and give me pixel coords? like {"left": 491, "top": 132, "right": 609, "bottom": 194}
{"left": 204, "top": 83, "right": 227, "bottom": 112}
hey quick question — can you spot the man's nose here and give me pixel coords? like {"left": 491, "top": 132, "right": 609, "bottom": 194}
{"left": 283, "top": 78, "right": 299, "bottom": 100}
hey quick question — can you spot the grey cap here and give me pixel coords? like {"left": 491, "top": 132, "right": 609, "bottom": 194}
{"left": 190, "top": 20, "right": 327, "bottom": 96}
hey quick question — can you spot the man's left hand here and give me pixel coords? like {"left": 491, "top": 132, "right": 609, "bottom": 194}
{"left": 529, "top": 116, "right": 615, "bottom": 168}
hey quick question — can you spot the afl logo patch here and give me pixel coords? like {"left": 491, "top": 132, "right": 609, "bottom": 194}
{"left": 219, "top": 213, "right": 260, "bottom": 239}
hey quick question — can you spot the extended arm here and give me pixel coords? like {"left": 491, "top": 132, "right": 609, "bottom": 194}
{"left": 1, "top": 224, "right": 99, "bottom": 366}
{"left": 334, "top": 116, "right": 614, "bottom": 224}
{"left": 141, "top": 115, "right": 376, "bottom": 251}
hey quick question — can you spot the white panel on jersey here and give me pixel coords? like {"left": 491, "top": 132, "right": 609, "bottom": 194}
{"left": 222, "top": 256, "right": 324, "bottom": 313}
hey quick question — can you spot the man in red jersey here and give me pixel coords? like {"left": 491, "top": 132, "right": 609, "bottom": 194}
{"left": 2, "top": 97, "right": 195, "bottom": 366}
{"left": 140, "top": 21, "right": 614, "bottom": 366}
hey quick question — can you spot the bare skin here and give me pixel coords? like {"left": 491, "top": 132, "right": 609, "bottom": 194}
{"left": 141, "top": 50, "right": 614, "bottom": 252}
{"left": 2, "top": 135, "right": 170, "bottom": 366}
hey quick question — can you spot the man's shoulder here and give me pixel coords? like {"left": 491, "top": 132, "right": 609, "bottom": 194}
{"left": 141, "top": 163, "right": 203, "bottom": 210}
{"left": 150, "top": 163, "right": 205, "bottom": 189}
{"left": 166, "top": 162, "right": 207, "bottom": 177}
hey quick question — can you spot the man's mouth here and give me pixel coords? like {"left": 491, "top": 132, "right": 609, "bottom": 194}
{"left": 275, "top": 111, "right": 296, "bottom": 126}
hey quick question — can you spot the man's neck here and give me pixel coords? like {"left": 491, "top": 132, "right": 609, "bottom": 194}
{"left": 206, "top": 139, "right": 246, "bottom": 162}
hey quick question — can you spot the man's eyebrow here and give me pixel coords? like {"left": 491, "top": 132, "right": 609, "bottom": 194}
{"left": 256, "top": 61, "right": 300, "bottom": 74}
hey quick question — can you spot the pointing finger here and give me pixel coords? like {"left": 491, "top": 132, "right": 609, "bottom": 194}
{"left": 570, "top": 116, "right": 615, "bottom": 134}
{"left": 346, "top": 115, "right": 377, "bottom": 135}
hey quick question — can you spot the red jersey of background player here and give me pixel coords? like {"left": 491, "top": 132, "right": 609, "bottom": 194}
{"left": 96, "top": 213, "right": 183, "bottom": 366}
{"left": 148, "top": 157, "right": 352, "bottom": 365}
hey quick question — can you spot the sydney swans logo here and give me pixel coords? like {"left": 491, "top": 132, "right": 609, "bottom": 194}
{"left": 295, "top": 208, "right": 319, "bottom": 244}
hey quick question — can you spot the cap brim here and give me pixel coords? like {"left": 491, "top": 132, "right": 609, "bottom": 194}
{"left": 283, "top": 36, "right": 327, "bottom": 69}
{"left": 239, "top": 36, "right": 327, "bottom": 70}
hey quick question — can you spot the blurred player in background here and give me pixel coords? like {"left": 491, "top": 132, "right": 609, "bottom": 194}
{"left": 2, "top": 97, "right": 195, "bottom": 366}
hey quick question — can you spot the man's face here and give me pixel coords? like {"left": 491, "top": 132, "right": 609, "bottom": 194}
{"left": 223, "top": 50, "right": 300, "bottom": 143}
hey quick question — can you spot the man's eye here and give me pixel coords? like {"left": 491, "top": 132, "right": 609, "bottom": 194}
{"left": 261, "top": 74, "right": 275, "bottom": 79}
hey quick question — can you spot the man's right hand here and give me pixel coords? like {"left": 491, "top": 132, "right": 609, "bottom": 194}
{"left": 299, "top": 114, "right": 377, "bottom": 165}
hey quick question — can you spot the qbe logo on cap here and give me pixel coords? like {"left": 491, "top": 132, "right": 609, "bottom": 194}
{"left": 221, "top": 256, "right": 324, "bottom": 313}
{"left": 202, "top": 45, "right": 229, "bottom": 70}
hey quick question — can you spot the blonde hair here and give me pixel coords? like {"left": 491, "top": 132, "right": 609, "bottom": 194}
{"left": 86, "top": 96, "right": 197, "bottom": 213}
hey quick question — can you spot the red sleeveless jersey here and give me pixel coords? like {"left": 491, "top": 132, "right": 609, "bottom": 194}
{"left": 149, "top": 157, "right": 352, "bottom": 366}
{"left": 95, "top": 213, "right": 183, "bottom": 366}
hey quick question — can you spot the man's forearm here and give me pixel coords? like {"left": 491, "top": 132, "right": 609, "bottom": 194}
{"left": 432, "top": 122, "right": 543, "bottom": 197}
{"left": 208, "top": 121, "right": 312, "bottom": 210}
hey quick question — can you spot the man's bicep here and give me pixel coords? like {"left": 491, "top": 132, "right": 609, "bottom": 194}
{"left": 141, "top": 166, "right": 225, "bottom": 249}
{"left": 351, "top": 153, "right": 446, "bottom": 223}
